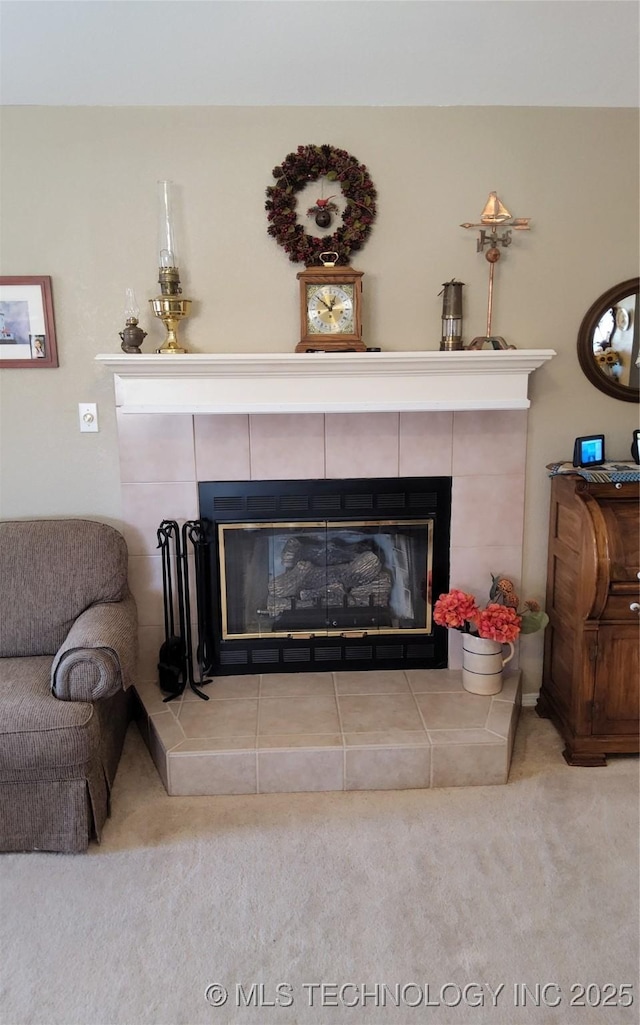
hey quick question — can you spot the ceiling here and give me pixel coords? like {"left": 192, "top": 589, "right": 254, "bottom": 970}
{"left": 0, "top": 0, "right": 638, "bottom": 107}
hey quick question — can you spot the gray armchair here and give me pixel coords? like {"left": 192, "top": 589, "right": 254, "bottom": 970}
{"left": 0, "top": 519, "right": 138, "bottom": 852}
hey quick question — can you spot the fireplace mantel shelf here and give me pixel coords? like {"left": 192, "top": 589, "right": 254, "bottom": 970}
{"left": 96, "top": 349, "right": 556, "bottom": 414}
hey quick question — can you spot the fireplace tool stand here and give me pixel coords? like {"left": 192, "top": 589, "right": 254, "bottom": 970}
{"left": 156, "top": 519, "right": 212, "bottom": 701}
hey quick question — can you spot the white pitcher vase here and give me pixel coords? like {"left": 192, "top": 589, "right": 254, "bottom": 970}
{"left": 461, "top": 633, "right": 515, "bottom": 696}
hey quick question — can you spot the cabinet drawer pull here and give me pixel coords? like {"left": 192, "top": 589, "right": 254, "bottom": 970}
{"left": 630, "top": 602, "right": 640, "bottom": 614}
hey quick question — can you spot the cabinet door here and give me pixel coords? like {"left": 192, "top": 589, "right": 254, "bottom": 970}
{"left": 592, "top": 624, "right": 640, "bottom": 737}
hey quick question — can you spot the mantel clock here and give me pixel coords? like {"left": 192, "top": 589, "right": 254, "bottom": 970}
{"left": 296, "top": 254, "right": 364, "bottom": 352}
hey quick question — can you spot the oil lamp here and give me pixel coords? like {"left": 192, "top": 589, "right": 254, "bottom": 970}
{"left": 149, "top": 180, "right": 192, "bottom": 354}
{"left": 119, "top": 288, "right": 147, "bottom": 353}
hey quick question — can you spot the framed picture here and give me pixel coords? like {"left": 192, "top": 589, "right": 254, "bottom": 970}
{"left": 0, "top": 276, "right": 58, "bottom": 368}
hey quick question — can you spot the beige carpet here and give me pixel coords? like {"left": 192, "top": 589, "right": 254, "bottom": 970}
{"left": 1, "top": 711, "right": 638, "bottom": 1025}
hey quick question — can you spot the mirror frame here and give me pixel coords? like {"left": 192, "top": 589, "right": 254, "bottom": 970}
{"left": 577, "top": 277, "right": 639, "bottom": 403}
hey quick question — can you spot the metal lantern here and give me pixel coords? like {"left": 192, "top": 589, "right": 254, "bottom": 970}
{"left": 439, "top": 279, "right": 464, "bottom": 351}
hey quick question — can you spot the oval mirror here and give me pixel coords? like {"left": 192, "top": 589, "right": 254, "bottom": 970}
{"left": 577, "top": 278, "right": 639, "bottom": 402}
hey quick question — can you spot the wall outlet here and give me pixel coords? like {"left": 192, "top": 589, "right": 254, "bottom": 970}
{"left": 79, "top": 402, "right": 98, "bottom": 432}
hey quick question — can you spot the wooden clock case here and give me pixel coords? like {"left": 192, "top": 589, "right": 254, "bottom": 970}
{"left": 296, "top": 264, "right": 364, "bottom": 352}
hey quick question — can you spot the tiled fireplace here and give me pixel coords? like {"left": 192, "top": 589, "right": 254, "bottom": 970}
{"left": 99, "top": 350, "right": 554, "bottom": 794}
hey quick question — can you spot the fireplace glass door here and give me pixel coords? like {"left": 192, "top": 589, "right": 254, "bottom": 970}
{"left": 219, "top": 519, "right": 433, "bottom": 640}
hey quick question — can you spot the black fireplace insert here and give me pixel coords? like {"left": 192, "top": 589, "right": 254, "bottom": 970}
{"left": 198, "top": 476, "right": 451, "bottom": 675}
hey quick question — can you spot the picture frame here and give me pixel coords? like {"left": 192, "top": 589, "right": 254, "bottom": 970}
{"left": 0, "top": 276, "right": 58, "bottom": 368}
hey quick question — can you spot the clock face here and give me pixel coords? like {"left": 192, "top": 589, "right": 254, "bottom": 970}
{"left": 306, "top": 283, "right": 355, "bottom": 334}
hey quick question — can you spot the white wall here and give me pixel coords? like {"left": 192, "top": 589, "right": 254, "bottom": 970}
{"left": 0, "top": 105, "right": 638, "bottom": 690}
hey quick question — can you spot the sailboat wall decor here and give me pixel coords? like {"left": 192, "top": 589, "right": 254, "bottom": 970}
{"left": 461, "top": 191, "right": 531, "bottom": 349}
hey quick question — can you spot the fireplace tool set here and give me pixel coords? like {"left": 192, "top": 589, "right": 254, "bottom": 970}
{"left": 156, "top": 519, "right": 212, "bottom": 701}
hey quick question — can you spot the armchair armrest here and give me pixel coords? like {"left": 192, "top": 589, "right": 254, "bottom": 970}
{"left": 51, "top": 594, "right": 138, "bottom": 702}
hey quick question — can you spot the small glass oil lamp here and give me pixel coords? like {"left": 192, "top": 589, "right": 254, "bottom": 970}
{"left": 119, "top": 288, "right": 147, "bottom": 353}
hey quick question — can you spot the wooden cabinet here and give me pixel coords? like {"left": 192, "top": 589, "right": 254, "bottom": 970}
{"left": 537, "top": 473, "right": 639, "bottom": 765}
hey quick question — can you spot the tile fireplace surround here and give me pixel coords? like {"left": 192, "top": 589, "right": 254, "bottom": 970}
{"left": 98, "top": 350, "right": 554, "bottom": 795}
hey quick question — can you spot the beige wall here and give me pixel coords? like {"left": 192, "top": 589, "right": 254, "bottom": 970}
{"left": 0, "top": 106, "right": 638, "bottom": 687}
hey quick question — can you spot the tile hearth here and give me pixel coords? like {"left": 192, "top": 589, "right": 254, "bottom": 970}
{"left": 134, "top": 669, "right": 521, "bottom": 796}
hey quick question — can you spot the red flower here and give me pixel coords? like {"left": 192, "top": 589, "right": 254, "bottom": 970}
{"left": 433, "top": 590, "right": 480, "bottom": 630}
{"left": 476, "top": 604, "right": 521, "bottom": 643}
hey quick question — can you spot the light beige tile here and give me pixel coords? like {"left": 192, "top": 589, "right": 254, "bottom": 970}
{"left": 259, "top": 672, "right": 335, "bottom": 698}
{"left": 165, "top": 696, "right": 184, "bottom": 719}
{"left": 173, "top": 736, "right": 256, "bottom": 752}
{"left": 148, "top": 711, "right": 186, "bottom": 750}
{"left": 117, "top": 412, "right": 195, "bottom": 483}
{"left": 169, "top": 751, "right": 257, "bottom": 796}
{"left": 399, "top": 412, "right": 453, "bottom": 476}
{"left": 181, "top": 675, "right": 260, "bottom": 700}
{"left": 127, "top": 555, "right": 165, "bottom": 627}
{"left": 325, "top": 413, "right": 399, "bottom": 478}
{"left": 431, "top": 742, "right": 508, "bottom": 787}
{"left": 447, "top": 546, "right": 523, "bottom": 604}
{"left": 416, "top": 692, "right": 492, "bottom": 730}
{"left": 194, "top": 415, "right": 250, "bottom": 481}
{"left": 121, "top": 482, "right": 198, "bottom": 556}
{"left": 346, "top": 746, "right": 431, "bottom": 790}
{"left": 453, "top": 410, "right": 528, "bottom": 477}
{"left": 338, "top": 693, "right": 423, "bottom": 732}
{"left": 148, "top": 712, "right": 186, "bottom": 792}
{"left": 178, "top": 699, "right": 259, "bottom": 738}
{"left": 258, "top": 695, "right": 340, "bottom": 734}
{"left": 451, "top": 475, "right": 525, "bottom": 549}
{"left": 405, "top": 669, "right": 464, "bottom": 693}
{"left": 494, "top": 671, "right": 521, "bottom": 704}
{"left": 335, "top": 670, "right": 410, "bottom": 695}
{"left": 249, "top": 413, "right": 325, "bottom": 479}
{"left": 344, "top": 729, "right": 429, "bottom": 747}
{"left": 428, "top": 728, "right": 500, "bottom": 745}
{"left": 258, "top": 733, "right": 343, "bottom": 749}
{"left": 258, "top": 749, "right": 343, "bottom": 793}
{"left": 486, "top": 700, "right": 516, "bottom": 739}
{"left": 448, "top": 628, "right": 463, "bottom": 670}
{"left": 147, "top": 717, "right": 171, "bottom": 792}
{"left": 134, "top": 677, "right": 167, "bottom": 715}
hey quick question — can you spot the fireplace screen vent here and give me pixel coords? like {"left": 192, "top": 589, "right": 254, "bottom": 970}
{"left": 345, "top": 493, "right": 374, "bottom": 510}
{"left": 280, "top": 496, "right": 310, "bottom": 513}
{"left": 311, "top": 495, "right": 342, "bottom": 513}
{"left": 377, "top": 492, "right": 405, "bottom": 510}
{"left": 199, "top": 477, "right": 451, "bottom": 675}
{"left": 283, "top": 648, "right": 312, "bottom": 663}
{"left": 251, "top": 649, "right": 280, "bottom": 664}
{"left": 212, "top": 496, "right": 244, "bottom": 513}
{"left": 247, "top": 496, "right": 278, "bottom": 514}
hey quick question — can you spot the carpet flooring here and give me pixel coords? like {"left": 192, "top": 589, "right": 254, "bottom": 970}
{"left": 1, "top": 710, "right": 638, "bottom": 1025}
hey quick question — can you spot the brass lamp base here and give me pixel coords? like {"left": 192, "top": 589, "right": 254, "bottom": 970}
{"left": 150, "top": 296, "right": 191, "bottom": 354}
{"left": 439, "top": 339, "right": 464, "bottom": 351}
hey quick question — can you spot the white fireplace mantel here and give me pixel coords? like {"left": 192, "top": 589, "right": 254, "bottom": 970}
{"left": 96, "top": 350, "right": 556, "bottom": 414}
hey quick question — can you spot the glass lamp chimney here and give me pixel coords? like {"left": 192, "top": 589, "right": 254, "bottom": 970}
{"left": 158, "top": 180, "right": 177, "bottom": 269}
{"left": 124, "top": 287, "right": 140, "bottom": 322}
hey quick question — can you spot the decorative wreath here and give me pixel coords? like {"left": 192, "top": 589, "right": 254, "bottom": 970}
{"left": 265, "top": 144, "right": 377, "bottom": 266}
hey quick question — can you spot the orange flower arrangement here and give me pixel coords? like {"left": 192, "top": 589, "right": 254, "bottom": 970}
{"left": 433, "top": 575, "right": 548, "bottom": 642}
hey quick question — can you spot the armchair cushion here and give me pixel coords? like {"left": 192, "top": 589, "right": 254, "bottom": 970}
{"left": 51, "top": 595, "right": 138, "bottom": 701}
{"left": 0, "top": 656, "right": 97, "bottom": 773}
{"left": 0, "top": 519, "right": 128, "bottom": 658}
